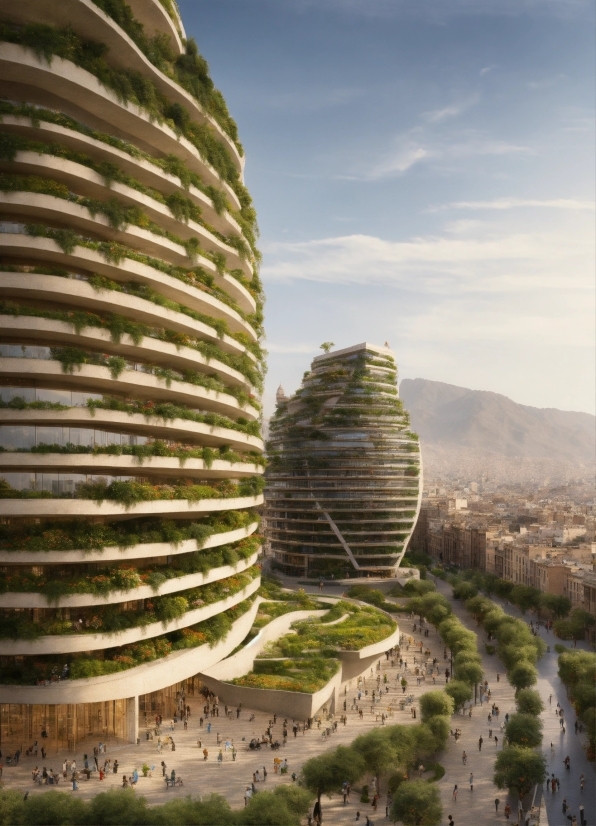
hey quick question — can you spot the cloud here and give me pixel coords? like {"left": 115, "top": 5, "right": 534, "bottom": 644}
{"left": 262, "top": 213, "right": 595, "bottom": 294}
{"left": 423, "top": 94, "right": 480, "bottom": 123}
{"left": 429, "top": 197, "right": 596, "bottom": 212}
{"left": 353, "top": 130, "right": 532, "bottom": 181}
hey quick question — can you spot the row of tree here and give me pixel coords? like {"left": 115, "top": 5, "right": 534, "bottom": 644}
{"left": 0, "top": 785, "right": 311, "bottom": 826}
{"left": 557, "top": 649, "right": 596, "bottom": 758}
{"left": 446, "top": 570, "right": 595, "bottom": 640}
{"left": 301, "top": 713, "right": 450, "bottom": 825}
{"left": 451, "top": 586, "right": 548, "bottom": 802}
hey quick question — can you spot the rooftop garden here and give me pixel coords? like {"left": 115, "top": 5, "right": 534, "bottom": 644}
{"left": 228, "top": 602, "right": 396, "bottom": 693}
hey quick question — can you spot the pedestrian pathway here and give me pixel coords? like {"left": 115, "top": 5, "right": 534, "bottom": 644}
{"left": 0, "top": 590, "right": 454, "bottom": 814}
{"left": 482, "top": 589, "right": 595, "bottom": 826}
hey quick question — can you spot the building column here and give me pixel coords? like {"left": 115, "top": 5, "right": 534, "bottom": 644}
{"left": 126, "top": 696, "right": 138, "bottom": 744}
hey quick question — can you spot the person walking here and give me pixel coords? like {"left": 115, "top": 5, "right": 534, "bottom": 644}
{"left": 462, "top": 750, "right": 467, "bottom": 765}
{"left": 494, "top": 798, "right": 500, "bottom": 814}
{"left": 579, "top": 802, "right": 585, "bottom": 825}
{"left": 478, "top": 736, "right": 483, "bottom": 751}
{"left": 469, "top": 773, "right": 473, "bottom": 792}
{"left": 452, "top": 784, "right": 458, "bottom": 801}
{"left": 504, "top": 803, "right": 511, "bottom": 820}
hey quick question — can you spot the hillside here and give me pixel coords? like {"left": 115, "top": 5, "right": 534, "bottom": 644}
{"left": 399, "top": 378, "right": 595, "bottom": 481}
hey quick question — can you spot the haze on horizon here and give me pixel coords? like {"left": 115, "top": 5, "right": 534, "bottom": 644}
{"left": 180, "top": 0, "right": 595, "bottom": 418}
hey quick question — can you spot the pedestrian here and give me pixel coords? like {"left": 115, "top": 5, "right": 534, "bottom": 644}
{"left": 453, "top": 784, "right": 458, "bottom": 801}
{"left": 462, "top": 750, "right": 467, "bottom": 765}
{"left": 504, "top": 803, "right": 511, "bottom": 820}
{"left": 469, "top": 773, "right": 473, "bottom": 792}
{"left": 495, "top": 798, "right": 500, "bottom": 813}
{"left": 494, "top": 735, "right": 498, "bottom": 747}
{"left": 562, "top": 799, "right": 568, "bottom": 814}
{"left": 161, "top": 761, "right": 166, "bottom": 777}
{"left": 580, "top": 773, "right": 585, "bottom": 791}
{"left": 478, "top": 736, "right": 483, "bottom": 751}
{"left": 579, "top": 802, "right": 585, "bottom": 825}
{"left": 448, "top": 816, "right": 454, "bottom": 826}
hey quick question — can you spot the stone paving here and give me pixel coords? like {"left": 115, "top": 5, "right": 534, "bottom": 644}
{"left": 2, "top": 577, "right": 593, "bottom": 826}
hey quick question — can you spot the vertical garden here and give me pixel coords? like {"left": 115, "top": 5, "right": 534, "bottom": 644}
{"left": 265, "top": 343, "right": 422, "bottom": 578}
{"left": 0, "top": 0, "right": 264, "bottom": 748}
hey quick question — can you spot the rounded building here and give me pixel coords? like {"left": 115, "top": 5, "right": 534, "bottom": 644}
{"left": 265, "top": 343, "right": 422, "bottom": 578}
{"left": 0, "top": 0, "right": 264, "bottom": 749}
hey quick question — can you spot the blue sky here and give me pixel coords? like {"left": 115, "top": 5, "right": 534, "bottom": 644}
{"left": 180, "top": 0, "right": 595, "bottom": 416}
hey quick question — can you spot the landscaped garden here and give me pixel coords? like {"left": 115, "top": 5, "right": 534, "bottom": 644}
{"left": 229, "top": 601, "right": 396, "bottom": 693}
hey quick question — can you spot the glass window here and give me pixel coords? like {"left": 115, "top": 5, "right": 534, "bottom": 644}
{"left": 0, "top": 426, "right": 36, "bottom": 450}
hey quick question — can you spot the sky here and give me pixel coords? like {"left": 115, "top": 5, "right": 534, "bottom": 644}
{"left": 179, "top": 0, "right": 595, "bottom": 417}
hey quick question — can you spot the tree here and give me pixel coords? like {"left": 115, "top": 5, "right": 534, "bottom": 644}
{"left": 453, "top": 660, "right": 483, "bottom": 686}
{"left": 444, "top": 680, "right": 472, "bottom": 710}
{"left": 352, "top": 728, "right": 397, "bottom": 793}
{"left": 0, "top": 790, "right": 25, "bottom": 826}
{"left": 540, "top": 593, "right": 571, "bottom": 619}
{"left": 238, "top": 791, "right": 304, "bottom": 826}
{"left": 504, "top": 713, "right": 543, "bottom": 748}
{"left": 452, "top": 581, "right": 478, "bottom": 601}
{"left": 493, "top": 746, "right": 547, "bottom": 799}
{"left": 319, "top": 342, "right": 334, "bottom": 353}
{"left": 510, "top": 585, "right": 541, "bottom": 615}
{"left": 508, "top": 661, "right": 538, "bottom": 691}
{"left": 389, "top": 780, "right": 442, "bottom": 826}
{"left": 301, "top": 745, "right": 365, "bottom": 815}
{"left": 88, "top": 789, "right": 150, "bottom": 825}
{"left": 419, "top": 690, "right": 454, "bottom": 722}
{"left": 22, "top": 792, "right": 87, "bottom": 826}
{"left": 515, "top": 689, "right": 544, "bottom": 716}
{"left": 424, "top": 715, "right": 450, "bottom": 749}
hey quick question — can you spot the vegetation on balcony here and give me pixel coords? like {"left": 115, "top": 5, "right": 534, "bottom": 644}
{"left": 0, "top": 595, "right": 258, "bottom": 684}
{"left": 0, "top": 132, "right": 251, "bottom": 254}
{"left": 0, "top": 510, "right": 257, "bottom": 553}
{"left": 0, "top": 474, "right": 265, "bottom": 504}
{"left": 0, "top": 100, "right": 260, "bottom": 258}
{"left": 0, "top": 394, "right": 262, "bottom": 438}
{"left": 0, "top": 299, "right": 263, "bottom": 389}
{"left": 88, "top": 0, "right": 243, "bottom": 154}
{"left": 0, "top": 437, "right": 263, "bottom": 469}
{"left": 0, "top": 22, "right": 243, "bottom": 186}
{"left": 0, "top": 534, "right": 261, "bottom": 601}
{"left": 0, "top": 565, "right": 259, "bottom": 639}
{"left": 21, "top": 222, "right": 264, "bottom": 339}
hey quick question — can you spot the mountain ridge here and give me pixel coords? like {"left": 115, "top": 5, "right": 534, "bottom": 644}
{"left": 399, "top": 378, "right": 595, "bottom": 477}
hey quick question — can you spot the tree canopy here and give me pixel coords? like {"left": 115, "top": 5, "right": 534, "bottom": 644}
{"left": 389, "top": 780, "right": 442, "bottom": 826}
{"left": 494, "top": 747, "right": 547, "bottom": 799}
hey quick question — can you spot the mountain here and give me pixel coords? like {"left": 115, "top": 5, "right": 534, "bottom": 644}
{"left": 399, "top": 378, "right": 595, "bottom": 480}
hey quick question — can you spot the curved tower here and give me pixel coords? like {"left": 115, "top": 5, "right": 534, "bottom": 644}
{"left": 265, "top": 343, "right": 422, "bottom": 578}
{"left": 0, "top": 1, "right": 264, "bottom": 748}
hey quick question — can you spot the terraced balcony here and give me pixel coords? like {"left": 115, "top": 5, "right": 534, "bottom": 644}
{"left": 264, "top": 343, "right": 422, "bottom": 578}
{"left": 0, "top": 0, "right": 264, "bottom": 750}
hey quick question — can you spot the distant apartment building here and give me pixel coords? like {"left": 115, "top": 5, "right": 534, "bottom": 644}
{"left": 414, "top": 500, "right": 596, "bottom": 619}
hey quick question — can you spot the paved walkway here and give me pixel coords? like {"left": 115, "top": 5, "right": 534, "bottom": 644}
{"left": 2, "top": 578, "right": 593, "bottom": 826}
{"left": 477, "top": 588, "right": 596, "bottom": 826}
{"left": 0, "top": 595, "right": 451, "bottom": 815}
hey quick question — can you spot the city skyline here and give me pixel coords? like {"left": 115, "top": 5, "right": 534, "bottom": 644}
{"left": 181, "top": 0, "right": 595, "bottom": 418}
